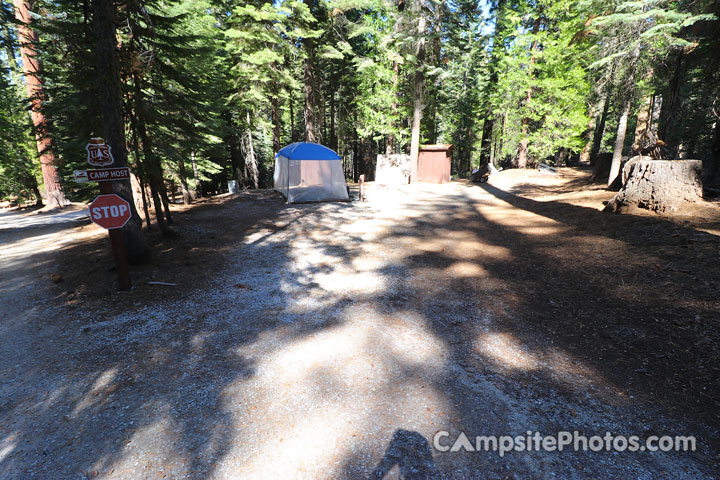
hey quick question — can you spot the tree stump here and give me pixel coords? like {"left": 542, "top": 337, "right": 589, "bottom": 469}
{"left": 604, "top": 157, "right": 703, "bottom": 213}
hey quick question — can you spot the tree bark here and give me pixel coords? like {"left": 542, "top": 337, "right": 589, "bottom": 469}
{"left": 317, "top": 70, "right": 325, "bottom": 144}
{"left": 409, "top": 20, "right": 426, "bottom": 183}
{"left": 409, "top": 67, "right": 424, "bottom": 182}
{"left": 605, "top": 158, "right": 703, "bottom": 213}
{"left": 160, "top": 187, "right": 173, "bottom": 223}
{"left": 129, "top": 113, "right": 152, "bottom": 230}
{"left": 224, "top": 112, "right": 242, "bottom": 184}
{"left": 658, "top": 52, "right": 684, "bottom": 152}
{"left": 132, "top": 72, "right": 173, "bottom": 236}
{"left": 93, "top": 0, "right": 149, "bottom": 261}
{"left": 352, "top": 112, "right": 359, "bottom": 181}
{"left": 290, "top": 93, "right": 297, "bottom": 143}
{"left": 304, "top": 37, "right": 316, "bottom": 143}
{"left": 590, "top": 93, "right": 610, "bottom": 166}
{"left": 191, "top": 151, "right": 201, "bottom": 198}
{"left": 243, "top": 110, "right": 259, "bottom": 189}
{"left": 579, "top": 104, "right": 597, "bottom": 163}
{"left": 178, "top": 157, "right": 191, "bottom": 204}
{"left": 138, "top": 175, "right": 152, "bottom": 230}
{"left": 608, "top": 97, "right": 632, "bottom": 188}
{"left": 632, "top": 95, "right": 653, "bottom": 142}
{"left": 386, "top": 61, "right": 400, "bottom": 155}
{"left": 13, "top": 0, "right": 69, "bottom": 208}
{"left": 709, "top": 114, "right": 720, "bottom": 186}
{"left": 329, "top": 88, "right": 337, "bottom": 152}
{"left": 271, "top": 94, "right": 281, "bottom": 154}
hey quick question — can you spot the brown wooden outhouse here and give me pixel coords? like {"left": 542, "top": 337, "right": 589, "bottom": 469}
{"left": 417, "top": 144, "right": 453, "bottom": 184}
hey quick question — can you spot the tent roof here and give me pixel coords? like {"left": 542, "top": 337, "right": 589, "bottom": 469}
{"left": 276, "top": 142, "right": 341, "bottom": 161}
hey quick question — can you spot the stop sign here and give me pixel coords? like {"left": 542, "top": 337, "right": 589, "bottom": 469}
{"left": 89, "top": 194, "right": 132, "bottom": 229}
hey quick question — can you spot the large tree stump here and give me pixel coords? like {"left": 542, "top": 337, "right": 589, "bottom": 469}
{"left": 605, "top": 157, "right": 703, "bottom": 213}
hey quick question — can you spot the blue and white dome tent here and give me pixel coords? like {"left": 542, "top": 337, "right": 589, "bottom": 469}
{"left": 273, "top": 142, "right": 350, "bottom": 203}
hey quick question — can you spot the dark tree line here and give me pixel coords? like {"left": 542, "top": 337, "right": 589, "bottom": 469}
{"left": 1, "top": 0, "right": 718, "bottom": 214}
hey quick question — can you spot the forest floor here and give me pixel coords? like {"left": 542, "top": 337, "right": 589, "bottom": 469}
{"left": 1, "top": 166, "right": 719, "bottom": 479}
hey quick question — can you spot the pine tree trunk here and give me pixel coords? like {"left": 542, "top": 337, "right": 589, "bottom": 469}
{"left": 191, "top": 151, "right": 201, "bottom": 198}
{"left": 224, "top": 112, "right": 242, "bottom": 184}
{"left": 658, "top": 52, "right": 684, "bottom": 152}
{"left": 93, "top": 0, "right": 149, "bottom": 260}
{"left": 160, "top": 188, "right": 173, "bottom": 224}
{"left": 517, "top": 138, "right": 529, "bottom": 169}
{"left": 317, "top": 73, "right": 324, "bottom": 144}
{"left": 577, "top": 104, "right": 597, "bottom": 163}
{"left": 387, "top": 61, "right": 400, "bottom": 155}
{"left": 131, "top": 72, "right": 173, "bottom": 237}
{"left": 590, "top": 94, "right": 610, "bottom": 166}
{"left": 409, "top": 66, "right": 423, "bottom": 183}
{"left": 632, "top": 95, "right": 653, "bottom": 143}
{"left": 178, "top": 157, "right": 191, "bottom": 204}
{"left": 353, "top": 113, "right": 359, "bottom": 181}
{"left": 515, "top": 14, "right": 542, "bottom": 169}
{"left": 244, "top": 110, "right": 258, "bottom": 189}
{"left": 709, "top": 114, "right": 720, "bottom": 186}
{"left": 329, "top": 88, "right": 337, "bottom": 152}
{"left": 409, "top": 36, "right": 425, "bottom": 184}
{"left": 490, "top": 123, "right": 498, "bottom": 166}
{"left": 139, "top": 176, "right": 152, "bottom": 230}
{"left": 608, "top": 97, "right": 632, "bottom": 188}
{"left": 129, "top": 115, "right": 152, "bottom": 230}
{"left": 304, "top": 38, "right": 316, "bottom": 143}
{"left": 13, "top": 0, "right": 69, "bottom": 208}
{"left": 479, "top": 115, "right": 494, "bottom": 167}
{"left": 290, "top": 94, "right": 297, "bottom": 143}
{"left": 271, "top": 95, "right": 281, "bottom": 154}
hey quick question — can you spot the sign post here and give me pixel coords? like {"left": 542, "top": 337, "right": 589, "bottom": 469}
{"left": 81, "top": 138, "right": 132, "bottom": 290}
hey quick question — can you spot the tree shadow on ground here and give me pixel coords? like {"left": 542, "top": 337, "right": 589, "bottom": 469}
{"left": 1, "top": 183, "right": 718, "bottom": 478}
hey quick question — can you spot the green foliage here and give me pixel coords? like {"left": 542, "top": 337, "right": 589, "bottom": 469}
{"left": 0, "top": 61, "right": 40, "bottom": 202}
{"left": 134, "top": 0, "right": 229, "bottom": 188}
{"left": 347, "top": 1, "right": 403, "bottom": 142}
{"left": 493, "top": 0, "right": 592, "bottom": 162}
{"left": 35, "top": 0, "right": 102, "bottom": 200}
{"left": 0, "top": 0, "right": 718, "bottom": 207}
{"left": 0, "top": 1, "right": 40, "bottom": 202}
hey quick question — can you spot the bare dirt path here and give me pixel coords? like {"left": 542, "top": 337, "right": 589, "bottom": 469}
{"left": 1, "top": 172, "right": 718, "bottom": 479}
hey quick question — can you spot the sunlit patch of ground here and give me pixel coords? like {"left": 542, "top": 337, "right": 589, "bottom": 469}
{"left": 1, "top": 170, "right": 718, "bottom": 479}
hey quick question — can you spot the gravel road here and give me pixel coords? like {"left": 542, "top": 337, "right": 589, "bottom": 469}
{"left": 0, "top": 183, "right": 716, "bottom": 479}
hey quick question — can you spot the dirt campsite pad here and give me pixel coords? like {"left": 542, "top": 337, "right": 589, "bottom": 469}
{"left": 1, "top": 168, "right": 719, "bottom": 478}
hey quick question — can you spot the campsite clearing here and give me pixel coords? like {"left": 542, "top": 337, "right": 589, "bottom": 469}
{"left": 1, "top": 168, "right": 719, "bottom": 478}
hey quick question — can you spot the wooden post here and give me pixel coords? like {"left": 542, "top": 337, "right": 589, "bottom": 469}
{"left": 99, "top": 174, "right": 131, "bottom": 290}
{"left": 359, "top": 174, "right": 365, "bottom": 202}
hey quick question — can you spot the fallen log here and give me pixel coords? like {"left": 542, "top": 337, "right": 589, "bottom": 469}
{"left": 604, "top": 158, "right": 703, "bottom": 213}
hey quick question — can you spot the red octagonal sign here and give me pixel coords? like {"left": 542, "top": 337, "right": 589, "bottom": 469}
{"left": 89, "top": 194, "right": 131, "bottom": 229}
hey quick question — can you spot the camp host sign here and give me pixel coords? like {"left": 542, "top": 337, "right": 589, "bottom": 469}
{"left": 73, "top": 167, "right": 130, "bottom": 183}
